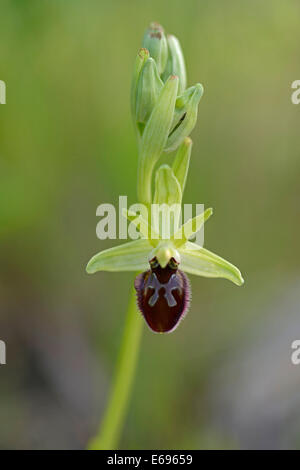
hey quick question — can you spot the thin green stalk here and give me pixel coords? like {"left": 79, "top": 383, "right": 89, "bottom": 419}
{"left": 88, "top": 285, "right": 143, "bottom": 450}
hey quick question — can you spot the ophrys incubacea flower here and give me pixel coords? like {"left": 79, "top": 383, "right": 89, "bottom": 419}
{"left": 86, "top": 23, "right": 244, "bottom": 334}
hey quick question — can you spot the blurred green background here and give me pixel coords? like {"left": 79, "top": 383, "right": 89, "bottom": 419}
{"left": 0, "top": 0, "right": 300, "bottom": 449}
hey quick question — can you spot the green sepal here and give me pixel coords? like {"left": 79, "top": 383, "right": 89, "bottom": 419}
{"left": 180, "top": 241, "right": 244, "bottom": 286}
{"left": 86, "top": 239, "right": 151, "bottom": 273}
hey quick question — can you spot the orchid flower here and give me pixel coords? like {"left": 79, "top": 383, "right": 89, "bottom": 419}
{"left": 86, "top": 22, "right": 244, "bottom": 334}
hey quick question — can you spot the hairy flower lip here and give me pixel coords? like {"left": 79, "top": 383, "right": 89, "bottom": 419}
{"left": 134, "top": 259, "right": 191, "bottom": 333}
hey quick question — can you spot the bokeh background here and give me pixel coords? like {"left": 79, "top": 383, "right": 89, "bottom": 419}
{"left": 0, "top": 0, "right": 300, "bottom": 449}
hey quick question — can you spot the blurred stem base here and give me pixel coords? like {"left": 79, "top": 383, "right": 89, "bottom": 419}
{"left": 88, "top": 284, "right": 143, "bottom": 450}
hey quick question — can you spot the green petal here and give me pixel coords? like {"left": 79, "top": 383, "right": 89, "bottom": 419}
{"left": 180, "top": 242, "right": 244, "bottom": 286}
{"left": 173, "top": 208, "right": 213, "bottom": 247}
{"left": 123, "top": 208, "right": 159, "bottom": 246}
{"left": 86, "top": 239, "right": 151, "bottom": 274}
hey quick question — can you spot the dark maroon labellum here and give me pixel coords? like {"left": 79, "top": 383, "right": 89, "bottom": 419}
{"left": 135, "top": 257, "right": 190, "bottom": 333}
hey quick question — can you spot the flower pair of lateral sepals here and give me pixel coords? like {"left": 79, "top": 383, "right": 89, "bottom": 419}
{"left": 86, "top": 161, "right": 244, "bottom": 334}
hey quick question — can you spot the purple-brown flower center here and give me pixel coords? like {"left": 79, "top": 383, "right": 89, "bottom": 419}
{"left": 135, "top": 257, "right": 190, "bottom": 333}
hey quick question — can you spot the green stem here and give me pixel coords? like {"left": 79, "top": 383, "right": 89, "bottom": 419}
{"left": 88, "top": 284, "right": 143, "bottom": 450}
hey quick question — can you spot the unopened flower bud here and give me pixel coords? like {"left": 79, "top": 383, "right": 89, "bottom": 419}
{"left": 162, "top": 35, "right": 187, "bottom": 94}
{"left": 131, "top": 48, "right": 150, "bottom": 123}
{"left": 164, "top": 83, "right": 203, "bottom": 152}
{"left": 142, "top": 23, "right": 168, "bottom": 75}
{"left": 135, "top": 58, "right": 163, "bottom": 127}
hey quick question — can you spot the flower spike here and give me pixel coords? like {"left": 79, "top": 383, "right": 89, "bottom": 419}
{"left": 87, "top": 22, "right": 244, "bottom": 336}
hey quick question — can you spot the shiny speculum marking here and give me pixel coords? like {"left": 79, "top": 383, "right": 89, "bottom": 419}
{"left": 135, "top": 257, "right": 190, "bottom": 333}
